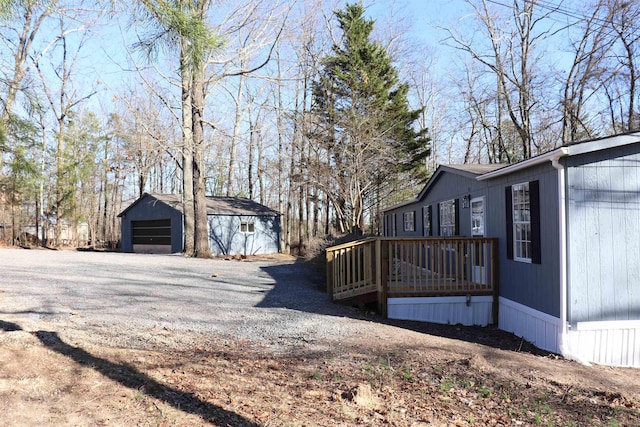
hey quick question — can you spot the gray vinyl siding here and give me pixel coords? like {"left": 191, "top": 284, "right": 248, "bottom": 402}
{"left": 427, "top": 173, "right": 481, "bottom": 237}
{"left": 207, "top": 214, "right": 281, "bottom": 256}
{"left": 383, "top": 164, "right": 561, "bottom": 318}
{"left": 483, "top": 162, "right": 560, "bottom": 318}
{"left": 566, "top": 144, "right": 640, "bottom": 324}
{"left": 385, "top": 171, "right": 489, "bottom": 238}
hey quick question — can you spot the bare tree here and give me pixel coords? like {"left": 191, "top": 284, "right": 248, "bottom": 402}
{"left": 608, "top": 0, "right": 640, "bottom": 131}
{"left": 445, "top": 0, "right": 554, "bottom": 161}
{"left": 1, "top": 0, "right": 56, "bottom": 122}
{"left": 562, "top": 1, "right": 616, "bottom": 142}
{"left": 35, "top": 16, "right": 96, "bottom": 246}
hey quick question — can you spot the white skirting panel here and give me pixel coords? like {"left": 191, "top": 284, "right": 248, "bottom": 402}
{"left": 565, "top": 321, "right": 640, "bottom": 367}
{"left": 498, "top": 297, "right": 561, "bottom": 354}
{"left": 387, "top": 296, "right": 493, "bottom": 326}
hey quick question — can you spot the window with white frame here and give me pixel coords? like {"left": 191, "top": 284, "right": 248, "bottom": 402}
{"left": 439, "top": 199, "right": 456, "bottom": 236}
{"left": 403, "top": 211, "right": 415, "bottom": 231}
{"left": 470, "top": 197, "right": 485, "bottom": 237}
{"left": 240, "top": 221, "right": 255, "bottom": 233}
{"left": 512, "top": 183, "right": 531, "bottom": 262}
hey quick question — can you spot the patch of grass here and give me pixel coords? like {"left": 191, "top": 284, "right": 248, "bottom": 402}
{"left": 378, "top": 357, "right": 390, "bottom": 370}
{"left": 311, "top": 372, "right": 323, "bottom": 380}
{"left": 479, "top": 385, "right": 492, "bottom": 398}
{"left": 439, "top": 377, "right": 454, "bottom": 394}
{"left": 133, "top": 386, "right": 145, "bottom": 401}
{"left": 534, "top": 413, "right": 542, "bottom": 425}
{"left": 400, "top": 366, "right": 414, "bottom": 383}
{"left": 529, "top": 397, "right": 554, "bottom": 426}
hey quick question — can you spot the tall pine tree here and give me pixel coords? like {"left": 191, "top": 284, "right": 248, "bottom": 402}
{"left": 311, "top": 2, "right": 429, "bottom": 233}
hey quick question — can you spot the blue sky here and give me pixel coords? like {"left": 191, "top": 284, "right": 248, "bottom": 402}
{"left": 367, "top": 0, "right": 474, "bottom": 41}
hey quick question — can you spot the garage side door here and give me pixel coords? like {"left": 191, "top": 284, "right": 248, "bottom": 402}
{"left": 132, "top": 219, "right": 172, "bottom": 253}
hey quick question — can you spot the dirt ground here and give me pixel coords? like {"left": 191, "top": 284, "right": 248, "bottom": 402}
{"left": 0, "top": 250, "right": 639, "bottom": 426}
{"left": 2, "top": 315, "right": 639, "bottom": 426}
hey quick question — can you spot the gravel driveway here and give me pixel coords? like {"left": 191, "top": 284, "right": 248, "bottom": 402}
{"left": 0, "top": 248, "right": 364, "bottom": 352}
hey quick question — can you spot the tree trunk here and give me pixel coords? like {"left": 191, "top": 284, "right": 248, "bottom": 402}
{"left": 227, "top": 72, "right": 246, "bottom": 197}
{"left": 275, "top": 49, "right": 287, "bottom": 252}
{"left": 54, "top": 116, "right": 65, "bottom": 247}
{"left": 181, "top": 37, "right": 195, "bottom": 257}
{"left": 248, "top": 109, "right": 254, "bottom": 200}
{"left": 192, "top": 68, "right": 211, "bottom": 258}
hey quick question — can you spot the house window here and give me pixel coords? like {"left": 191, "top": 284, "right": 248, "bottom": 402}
{"left": 506, "top": 181, "right": 541, "bottom": 264}
{"left": 392, "top": 213, "right": 397, "bottom": 236}
{"left": 439, "top": 199, "right": 456, "bottom": 236}
{"left": 240, "top": 221, "right": 255, "bottom": 233}
{"left": 470, "top": 197, "right": 485, "bottom": 237}
{"left": 512, "top": 183, "right": 531, "bottom": 261}
{"left": 403, "top": 211, "right": 415, "bottom": 232}
{"left": 423, "top": 205, "right": 432, "bottom": 237}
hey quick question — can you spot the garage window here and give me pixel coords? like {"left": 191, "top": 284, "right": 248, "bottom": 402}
{"left": 240, "top": 221, "right": 255, "bottom": 233}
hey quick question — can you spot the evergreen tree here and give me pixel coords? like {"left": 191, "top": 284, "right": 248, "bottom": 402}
{"left": 311, "top": 2, "right": 429, "bottom": 233}
{"left": 136, "top": 0, "right": 221, "bottom": 258}
{"left": 3, "top": 117, "right": 39, "bottom": 245}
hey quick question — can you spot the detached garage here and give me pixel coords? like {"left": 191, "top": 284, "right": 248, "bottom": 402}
{"left": 118, "top": 193, "right": 281, "bottom": 255}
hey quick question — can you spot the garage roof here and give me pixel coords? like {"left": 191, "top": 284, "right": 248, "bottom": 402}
{"left": 119, "top": 193, "right": 280, "bottom": 217}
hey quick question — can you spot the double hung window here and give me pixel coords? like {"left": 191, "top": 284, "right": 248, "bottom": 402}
{"left": 403, "top": 211, "right": 415, "bottom": 232}
{"left": 506, "top": 180, "right": 540, "bottom": 264}
{"left": 512, "top": 183, "right": 531, "bottom": 261}
{"left": 422, "top": 205, "right": 432, "bottom": 236}
{"left": 439, "top": 199, "right": 456, "bottom": 237}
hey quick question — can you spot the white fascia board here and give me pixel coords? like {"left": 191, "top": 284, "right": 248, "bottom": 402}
{"left": 565, "top": 131, "right": 640, "bottom": 156}
{"left": 476, "top": 147, "right": 569, "bottom": 181}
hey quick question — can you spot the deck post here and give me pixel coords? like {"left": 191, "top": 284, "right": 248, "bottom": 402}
{"left": 491, "top": 239, "right": 499, "bottom": 325}
{"left": 326, "top": 249, "right": 334, "bottom": 300}
{"left": 377, "top": 238, "right": 389, "bottom": 318}
{"left": 375, "top": 238, "right": 381, "bottom": 298}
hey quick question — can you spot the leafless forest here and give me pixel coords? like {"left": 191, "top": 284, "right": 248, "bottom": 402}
{"left": 0, "top": 0, "right": 638, "bottom": 254}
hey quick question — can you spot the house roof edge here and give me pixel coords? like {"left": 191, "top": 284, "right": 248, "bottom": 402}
{"left": 476, "top": 147, "right": 569, "bottom": 181}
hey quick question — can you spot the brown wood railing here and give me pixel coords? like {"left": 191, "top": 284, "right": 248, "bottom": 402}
{"left": 325, "top": 237, "right": 379, "bottom": 300}
{"left": 326, "top": 237, "right": 498, "bottom": 316}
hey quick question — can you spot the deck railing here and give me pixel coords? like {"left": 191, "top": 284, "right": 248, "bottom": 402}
{"left": 325, "top": 237, "right": 379, "bottom": 300}
{"left": 326, "top": 237, "right": 498, "bottom": 316}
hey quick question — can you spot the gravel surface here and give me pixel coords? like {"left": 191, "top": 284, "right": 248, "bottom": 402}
{"left": 0, "top": 248, "right": 368, "bottom": 352}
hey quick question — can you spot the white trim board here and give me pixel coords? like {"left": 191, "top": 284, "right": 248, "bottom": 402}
{"left": 575, "top": 320, "right": 640, "bottom": 331}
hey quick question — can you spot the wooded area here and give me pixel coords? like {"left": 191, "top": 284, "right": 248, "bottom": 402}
{"left": 0, "top": 0, "right": 638, "bottom": 254}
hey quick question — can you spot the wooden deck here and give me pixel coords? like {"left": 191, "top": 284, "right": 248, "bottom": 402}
{"left": 326, "top": 237, "right": 498, "bottom": 318}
